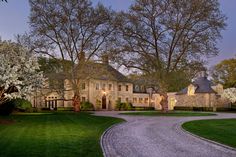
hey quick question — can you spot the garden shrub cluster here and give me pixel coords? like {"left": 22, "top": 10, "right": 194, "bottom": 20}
{"left": 174, "top": 106, "right": 213, "bottom": 111}
{"left": 134, "top": 107, "right": 155, "bottom": 111}
{"left": 80, "top": 101, "right": 94, "bottom": 111}
{"left": 115, "top": 101, "right": 134, "bottom": 111}
{"left": 115, "top": 101, "right": 155, "bottom": 111}
{"left": 57, "top": 107, "right": 74, "bottom": 111}
{"left": 0, "top": 98, "right": 32, "bottom": 115}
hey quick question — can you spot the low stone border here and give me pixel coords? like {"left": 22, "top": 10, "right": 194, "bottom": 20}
{"left": 180, "top": 121, "right": 236, "bottom": 152}
{"left": 100, "top": 122, "right": 126, "bottom": 157}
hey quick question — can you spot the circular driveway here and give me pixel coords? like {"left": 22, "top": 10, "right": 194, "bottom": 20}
{"left": 94, "top": 111, "right": 236, "bottom": 157}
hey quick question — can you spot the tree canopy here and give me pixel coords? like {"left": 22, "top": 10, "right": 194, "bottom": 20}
{"left": 212, "top": 58, "right": 236, "bottom": 88}
{"left": 112, "top": 0, "right": 225, "bottom": 90}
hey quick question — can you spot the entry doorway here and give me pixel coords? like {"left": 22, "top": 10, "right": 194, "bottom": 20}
{"left": 102, "top": 95, "right": 106, "bottom": 109}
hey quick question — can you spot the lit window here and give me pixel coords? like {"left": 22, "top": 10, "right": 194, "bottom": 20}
{"left": 118, "top": 85, "right": 122, "bottom": 91}
{"left": 133, "top": 98, "right": 137, "bottom": 103}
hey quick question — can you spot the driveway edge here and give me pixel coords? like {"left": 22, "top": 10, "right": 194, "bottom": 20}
{"left": 180, "top": 121, "right": 236, "bottom": 152}
{"left": 100, "top": 122, "right": 125, "bottom": 157}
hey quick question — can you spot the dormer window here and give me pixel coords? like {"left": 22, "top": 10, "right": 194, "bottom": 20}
{"left": 187, "top": 84, "right": 196, "bottom": 96}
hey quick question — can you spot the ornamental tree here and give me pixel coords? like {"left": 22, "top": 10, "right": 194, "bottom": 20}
{"left": 223, "top": 88, "right": 236, "bottom": 103}
{"left": 0, "top": 40, "right": 44, "bottom": 105}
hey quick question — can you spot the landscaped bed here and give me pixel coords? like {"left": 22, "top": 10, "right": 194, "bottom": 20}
{"left": 182, "top": 119, "right": 236, "bottom": 148}
{"left": 120, "top": 111, "right": 216, "bottom": 116}
{"left": 0, "top": 112, "right": 124, "bottom": 157}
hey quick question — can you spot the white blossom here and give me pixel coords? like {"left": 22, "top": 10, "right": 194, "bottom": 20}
{"left": 222, "top": 88, "right": 236, "bottom": 103}
{"left": 0, "top": 40, "right": 45, "bottom": 104}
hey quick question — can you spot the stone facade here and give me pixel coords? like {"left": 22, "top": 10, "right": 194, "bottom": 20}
{"left": 31, "top": 66, "right": 229, "bottom": 111}
{"left": 175, "top": 76, "right": 230, "bottom": 109}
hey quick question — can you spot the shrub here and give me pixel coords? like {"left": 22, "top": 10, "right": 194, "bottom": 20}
{"left": 115, "top": 101, "right": 134, "bottom": 111}
{"left": 115, "top": 100, "right": 122, "bottom": 111}
{"left": 80, "top": 101, "right": 94, "bottom": 111}
{"left": 134, "top": 106, "right": 155, "bottom": 111}
{"left": 0, "top": 101, "right": 15, "bottom": 115}
{"left": 0, "top": 98, "right": 32, "bottom": 115}
{"left": 57, "top": 107, "right": 74, "bottom": 111}
{"left": 174, "top": 106, "right": 214, "bottom": 111}
{"left": 174, "top": 106, "right": 193, "bottom": 111}
{"left": 14, "top": 98, "right": 32, "bottom": 112}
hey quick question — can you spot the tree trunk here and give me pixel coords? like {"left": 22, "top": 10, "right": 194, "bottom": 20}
{"left": 73, "top": 92, "right": 80, "bottom": 112}
{"left": 160, "top": 92, "right": 169, "bottom": 112}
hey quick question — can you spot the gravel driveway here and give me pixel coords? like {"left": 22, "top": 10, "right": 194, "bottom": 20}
{"left": 94, "top": 111, "right": 236, "bottom": 157}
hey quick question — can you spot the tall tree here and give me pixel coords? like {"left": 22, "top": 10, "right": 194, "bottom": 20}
{"left": 0, "top": 39, "right": 44, "bottom": 105}
{"left": 112, "top": 0, "right": 226, "bottom": 111}
{"left": 29, "top": 0, "right": 114, "bottom": 111}
{"left": 211, "top": 58, "right": 236, "bottom": 88}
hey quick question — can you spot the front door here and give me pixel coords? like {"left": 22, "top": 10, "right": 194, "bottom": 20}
{"left": 102, "top": 95, "right": 106, "bottom": 109}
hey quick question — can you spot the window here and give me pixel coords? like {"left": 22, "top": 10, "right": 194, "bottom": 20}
{"left": 133, "top": 97, "right": 137, "bottom": 103}
{"left": 126, "top": 85, "right": 129, "bottom": 91}
{"left": 96, "top": 83, "right": 99, "bottom": 90}
{"left": 82, "top": 97, "right": 86, "bottom": 102}
{"left": 118, "top": 97, "right": 121, "bottom": 102}
{"left": 118, "top": 85, "right": 122, "bottom": 91}
{"left": 139, "top": 98, "right": 143, "bottom": 103}
{"left": 82, "top": 83, "right": 86, "bottom": 90}
{"left": 144, "top": 98, "right": 149, "bottom": 103}
{"left": 102, "top": 84, "right": 106, "bottom": 90}
{"left": 108, "top": 84, "right": 112, "bottom": 90}
{"left": 135, "top": 85, "right": 139, "bottom": 91}
{"left": 126, "top": 98, "right": 129, "bottom": 102}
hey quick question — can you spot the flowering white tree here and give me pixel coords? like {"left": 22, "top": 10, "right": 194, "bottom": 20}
{"left": 0, "top": 40, "right": 44, "bottom": 105}
{"left": 223, "top": 88, "right": 236, "bottom": 103}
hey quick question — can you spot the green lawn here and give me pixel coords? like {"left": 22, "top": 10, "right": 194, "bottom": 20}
{"left": 0, "top": 112, "right": 124, "bottom": 157}
{"left": 182, "top": 119, "right": 236, "bottom": 148}
{"left": 120, "top": 111, "right": 216, "bottom": 116}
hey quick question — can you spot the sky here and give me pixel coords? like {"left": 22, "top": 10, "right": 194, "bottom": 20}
{"left": 0, "top": 0, "right": 235, "bottom": 67}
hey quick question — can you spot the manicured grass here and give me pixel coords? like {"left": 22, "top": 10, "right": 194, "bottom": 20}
{"left": 120, "top": 111, "right": 216, "bottom": 116}
{"left": 182, "top": 119, "right": 236, "bottom": 148}
{"left": 0, "top": 112, "right": 124, "bottom": 157}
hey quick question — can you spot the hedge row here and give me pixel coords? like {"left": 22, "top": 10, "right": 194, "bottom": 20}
{"left": 174, "top": 106, "right": 213, "bottom": 111}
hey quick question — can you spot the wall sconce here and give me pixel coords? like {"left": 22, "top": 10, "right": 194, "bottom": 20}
{"left": 103, "top": 91, "right": 106, "bottom": 95}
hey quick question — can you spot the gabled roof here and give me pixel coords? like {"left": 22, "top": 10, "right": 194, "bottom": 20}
{"left": 44, "top": 61, "right": 130, "bottom": 83}
{"left": 77, "top": 62, "right": 131, "bottom": 82}
{"left": 177, "top": 76, "right": 216, "bottom": 95}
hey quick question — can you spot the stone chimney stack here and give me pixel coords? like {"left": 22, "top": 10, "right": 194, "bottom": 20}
{"left": 101, "top": 54, "right": 109, "bottom": 65}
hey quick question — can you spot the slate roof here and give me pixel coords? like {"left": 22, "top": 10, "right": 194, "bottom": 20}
{"left": 176, "top": 76, "right": 216, "bottom": 95}
{"left": 74, "top": 62, "right": 130, "bottom": 82}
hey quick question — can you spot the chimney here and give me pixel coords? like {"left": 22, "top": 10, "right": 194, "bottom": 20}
{"left": 102, "top": 54, "right": 109, "bottom": 65}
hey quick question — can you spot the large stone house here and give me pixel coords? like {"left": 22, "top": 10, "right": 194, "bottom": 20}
{"left": 31, "top": 59, "right": 229, "bottom": 111}
{"left": 32, "top": 59, "right": 169, "bottom": 110}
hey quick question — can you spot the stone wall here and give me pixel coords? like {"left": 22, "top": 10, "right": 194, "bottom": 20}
{"left": 175, "top": 93, "right": 230, "bottom": 108}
